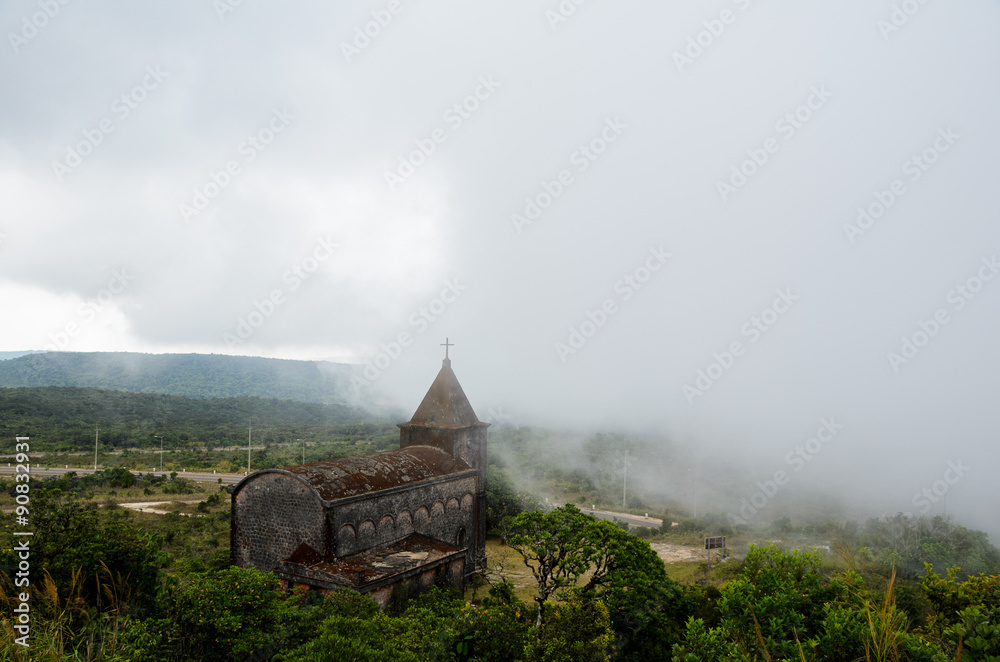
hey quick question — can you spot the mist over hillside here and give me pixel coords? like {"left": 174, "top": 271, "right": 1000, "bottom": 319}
{"left": 1, "top": 350, "right": 994, "bottom": 544}
{"left": 0, "top": 351, "right": 363, "bottom": 404}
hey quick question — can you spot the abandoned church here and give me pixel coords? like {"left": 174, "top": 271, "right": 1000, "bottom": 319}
{"left": 228, "top": 349, "right": 488, "bottom": 607}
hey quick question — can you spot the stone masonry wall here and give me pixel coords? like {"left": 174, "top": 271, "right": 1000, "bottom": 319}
{"left": 232, "top": 472, "right": 325, "bottom": 572}
{"left": 330, "top": 475, "right": 477, "bottom": 565}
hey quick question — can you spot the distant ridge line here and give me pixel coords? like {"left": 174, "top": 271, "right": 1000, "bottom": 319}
{"left": 0, "top": 351, "right": 365, "bottom": 404}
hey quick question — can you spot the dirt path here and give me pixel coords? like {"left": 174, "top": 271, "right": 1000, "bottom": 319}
{"left": 119, "top": 500, "right": 203, "bottom": 516}
{"left": 649, "top": 542, "right": 704, "bottom": 563}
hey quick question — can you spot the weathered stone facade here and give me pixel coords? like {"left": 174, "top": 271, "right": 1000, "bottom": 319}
{"left": 230, "top": 471, "right": 325, "bottom": 573}
{"left": 229, "top": 356, "right": 488, "bottom": 603}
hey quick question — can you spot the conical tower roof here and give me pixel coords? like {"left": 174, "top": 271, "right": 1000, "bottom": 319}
{"left": 400, "top": 358, "right": 485, "bottom": 428}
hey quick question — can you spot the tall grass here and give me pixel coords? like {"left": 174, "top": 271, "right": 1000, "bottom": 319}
{"left": 0, "top": 564, "right": 137, "bottom": 661}
{"left": 835, "top": 539, "right": 906, "bottom": 662}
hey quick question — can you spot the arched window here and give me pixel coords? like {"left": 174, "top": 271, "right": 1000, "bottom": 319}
{"left": 457, "top": 527, "right": 467, "bottom": 548}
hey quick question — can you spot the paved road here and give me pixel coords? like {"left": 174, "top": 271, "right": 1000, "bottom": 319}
{"left": 0, "top": 446, "right": 268, "bottom": 458}
{"left": 586, "top": 509, "right": 662, "bottom": 529}
{"left": 546, "top": 502, "right": 662, "bottom": 529}
{"left": 0, "top": 466, "right": 246, "bottom": 485}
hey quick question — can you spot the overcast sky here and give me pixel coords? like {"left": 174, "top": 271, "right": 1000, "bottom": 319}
{"left": 2, "top": 1, "right": 998, "bottom": 535}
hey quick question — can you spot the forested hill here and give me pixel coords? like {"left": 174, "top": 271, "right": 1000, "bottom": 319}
{"left": 0, "top": 386, "right": 398, "bottom": 450}
{"left": 0, "top": 351, "right": 362, "bottom": 403}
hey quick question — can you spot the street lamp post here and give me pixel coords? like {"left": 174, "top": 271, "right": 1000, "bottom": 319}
{"left": 155, "top": 435, "right": 163, "bottom": 473}
{"left": 686, "top": 467, "right": 699, "bottom": 519}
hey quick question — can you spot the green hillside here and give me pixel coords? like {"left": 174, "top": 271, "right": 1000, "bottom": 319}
{"left": 0, "top": 351, "right": 362, "bottom": 403}
{"left": 0, "top": 386, "right": 400, "bottom": 452}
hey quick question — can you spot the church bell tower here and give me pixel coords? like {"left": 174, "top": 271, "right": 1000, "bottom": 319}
{"left": 397, "top": 340, "right": 488, "bottom": 564}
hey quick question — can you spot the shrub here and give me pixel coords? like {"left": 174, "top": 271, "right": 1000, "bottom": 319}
{"left": 171, "top": 567, "right": 289, "bottom": 661}
{"left": 456, "top": 599, "right": 531, "bottom": 662}
{"left": 716, "top": 544, "right": 839, "bottom": 659}
{"left": 526, "top": 594, "right": 614, "bottom": 662}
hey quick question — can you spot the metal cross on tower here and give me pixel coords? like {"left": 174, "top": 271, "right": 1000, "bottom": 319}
{"left": 441, "top": 337, "right": 454, "bottom": 359}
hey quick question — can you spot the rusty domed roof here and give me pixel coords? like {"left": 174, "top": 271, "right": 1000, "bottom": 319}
{"left": 280, "top": 445, "right": 473, "bottom": 501}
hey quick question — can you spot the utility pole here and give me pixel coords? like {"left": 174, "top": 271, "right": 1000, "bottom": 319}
{"left": 616, "top": 447, "right": 633, "bottom": 510}
{"left": 155, "top": 435, "right": 164, "bottom": 473}
{"left": 94, "top": 425, "right": 99, "bottom": 470}
{"left": 623, "top": 449, "right": 628, "bottom": 509}
{"left": 299, "top": 438, "right": 304, "bottom": 465}
{"left": 687, "top": 465, "right": 700, "bottom": 519}
{"left": 247, "top": 418, "right": 252, "bottom": 474}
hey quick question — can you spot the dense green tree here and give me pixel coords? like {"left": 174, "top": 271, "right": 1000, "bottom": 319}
{"left": 274, "top": 609, "right": 424, "bottom": 662}
{"left": 509, "top": 503, "right": 688, "bottom": 655}
{"left": 170, "top": 566, "right": 293, "bottom": 661}
{"left": 858, "top": 514, "right": 1000, "bottom": 579}
{"left": 4, "top": 491, "right": 167, "bottom": 615}
{"left": 527, "top": 594, "right": 614, "bottom": 662}
{"left": 275, "top": 587, "right": 463, "bottom": 662}
{"left": 509, "top": 505, "right": 601, "bottom": 629}
{"left": 715, "top": 544, "right": 838, "bottom": 659}
{"left": 581, "top": 520, "right": 688, "bottom": 661}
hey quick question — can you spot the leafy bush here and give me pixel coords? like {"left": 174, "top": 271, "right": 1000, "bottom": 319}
{"left": 944, "top": 606, "right": 1000, "bottom": 661}
{"left": 455, "top": 599, "right": 531, "bottom": 662}
{"left": 162, "top": 477, "right": 195, "bottom": 495}
{"left": 858, "top": 514, "right": 1000, "bottom": 579}
{"left": 672, "top": 544, "right": 842, "bottom": 661}
{"left": 171, "top": 566, "right": 291, "bottom": 661}
{"left": 526, "top": 594, "right": 613, "bottom": 662}
{"left": 16, "top": 493, "right": 167, "bottom": 615}
{"left": 716, "top": 544, "right": 838, "bottom": 659}
{"left": 920, "top": 565, "right": 1000, "bottom": 660}
{"left": 671, "top": 616, "right": 742, "bottom": 662}
{"left": 274, "top": 609, "right": 424, "bottom": 662}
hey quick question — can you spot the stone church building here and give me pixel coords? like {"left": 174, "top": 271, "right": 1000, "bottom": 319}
{"left": 228, "top": 352, "right": 488, "bottom": 606}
